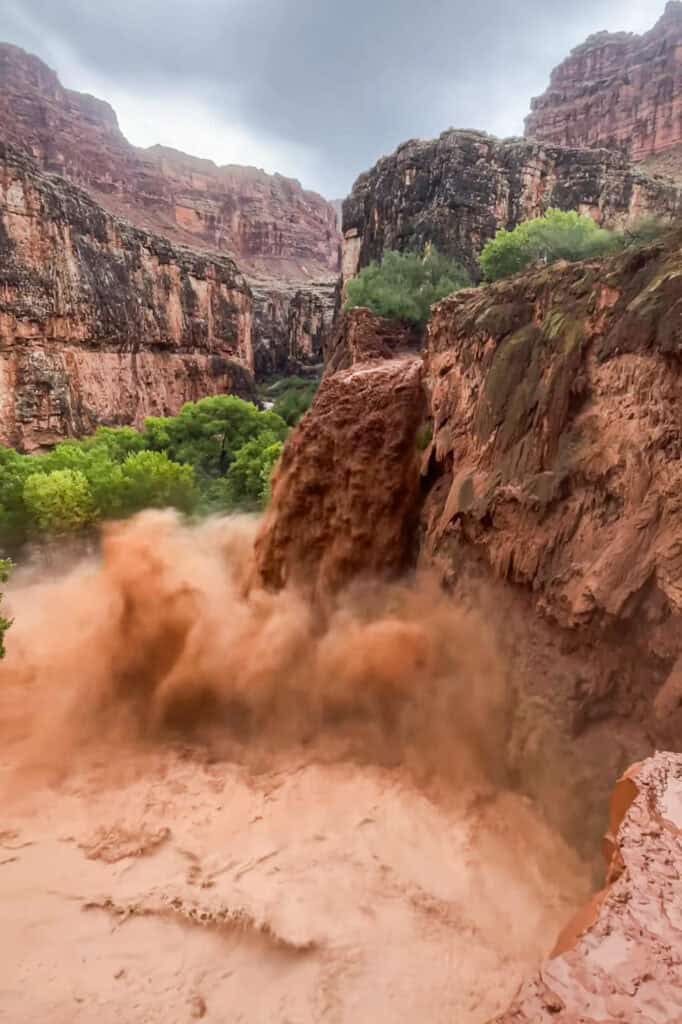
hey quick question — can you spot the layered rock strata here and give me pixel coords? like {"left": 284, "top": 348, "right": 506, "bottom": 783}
{"left": 251, "top": 279, "right": 337, "bottom": 378}
{"left": 526, "top": 3, "right": 682, "bottom": 168}
{"left": 257, "top": 230, "right": 682, "bottom": 850}
{"left": 342, "top": 130, "right": 682, "bottom": 282}
{"left": 0, "top": 42, "right": 340, "bottom": 380}
{"left": 0, "top": 142, "right": 255, "bottom": 451}
{"left": 0, "top": 43, "right": 340, "bottom": 280}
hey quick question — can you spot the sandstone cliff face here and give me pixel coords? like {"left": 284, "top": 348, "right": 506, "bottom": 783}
{"left": 0, "top": 43, "right": 340, "bottom": 281}
{"left": 495, "top": 752, "right": 682, "bottom": 1023}
{"left": 526, "top": 3, "right": 682, "bottom": 170}
{"left": 257, "top": 231, "right": 682, "bottom": 851}
{"left": 251, "top": 279, "right": 337, "bottom": 377}
{"left": 0, "top": 142, "right": 255, "bottom": 451}
{"left": 342, "top": 130, "right": 681, "bottom": 282}
{"left": 421, "top": 232, "right": 682, "bottom": 844}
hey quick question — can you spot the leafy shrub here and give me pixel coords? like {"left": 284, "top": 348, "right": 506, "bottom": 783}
{"left": 203, "top": 433, "right": 284, "bottom": 513}
{"left": 480, "top": 209, "right": 621, "bottom": 282}
{"left": 345, "top": 247, "right": 470, "bottom": 326}
{"left": 116, "top": 451, "right": 198, "bottom": 516}
{"left": 0, "top": 558, "right": 11, "bottom": 659}
{"left": 0, "top": 395, "right": 291, "bottom": 550}
{"left": 619, "top": 217, "right": 670, "bottom": 248}
{"left": 143, "top": 395, "right": 287, "bottom": 479}
{"left": 23, "top": 469, "right": 97, "bottom": 536}
{"left": 272, "top": 383, "right": 317, "bottom": 426}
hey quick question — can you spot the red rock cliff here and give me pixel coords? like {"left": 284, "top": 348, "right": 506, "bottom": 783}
{"left": 0, "top": 142, "right": 255, "bottom": 451}
{"left": 257, "top": 231, "right": 682, "bottom": 852}
{"left": 0, "top": 43, "right": 340, "bottom": 281}
{"left": 526, "top": 3, "right": 682, "bottom": 172}
{"left": 342, "top": 129, "right": 681, "bottom": 285}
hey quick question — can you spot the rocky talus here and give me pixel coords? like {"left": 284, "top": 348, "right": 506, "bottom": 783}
{"left": 495, "top": 752, "right": 682, "bottom": 1023}
{"left": 0, "top": 142, "right": 255, "bottom": 451}
{"left": 257, "top": 230, "right": 682, "bottom": 850}
{"left": 342, "top": 129, "right": 682, "bottom": 282}
{"left": 526, "top": 2, "right": 682, "bottom": 169}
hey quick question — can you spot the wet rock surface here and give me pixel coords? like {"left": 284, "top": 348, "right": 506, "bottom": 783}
{"left": 342, "top": 129, "right": 681, "bottom": 282}
{"left": 0, "top": 142, "right": 255, "bottom": 450}
{"left": 526, "top": 3, "right": 682, "bottom": 171}
{"left": 256, "top": 310, "right": 425, "bottom": 593}
{"left": 258, "top": 232, "right": 682, "bottom": 851}
{"left": 494, "top": 752, "right": 682, "bottom": 1023}
{"left": 422, "top": 231, "right": 682, "bottom": 845}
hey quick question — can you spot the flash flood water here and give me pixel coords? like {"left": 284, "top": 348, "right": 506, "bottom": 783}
{"left": 0, "top": 512, "right": 589, "bottom": 1023}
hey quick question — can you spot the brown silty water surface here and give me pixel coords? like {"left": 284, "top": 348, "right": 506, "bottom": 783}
{"left": 0, "top": 512, "right": 590, "bottom": 1023}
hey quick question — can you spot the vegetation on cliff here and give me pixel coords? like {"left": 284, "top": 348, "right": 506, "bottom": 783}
{"left": 0, "top": 396, "right": 288, "bottom": 550}
{"left": 345, "top": 247, "right": 470, "bottom": 326}
{"left": 480, "top": 209, "right": 669, "bottom": 281}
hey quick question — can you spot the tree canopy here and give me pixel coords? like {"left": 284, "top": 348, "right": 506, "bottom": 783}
{"left": 0, "top": 395, "right": 289, "bottom": 551}
{"left": 478, "top": 209, "right": 667, "bottom": 282}
{"left": 345, "top": 247, "right": 470, "bottom": 326}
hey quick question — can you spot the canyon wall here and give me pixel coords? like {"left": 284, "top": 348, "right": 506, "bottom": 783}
{"left": 251, "top": 279, "right": 337, "bottom": 378}
{"left": 0, "top": 43, "right": 340, "bottom": 280}
{"left": 526, "top": 2, "right": 682, "bottom": 174}
{"left": 0, "top": 42, "right": 340, "bottom": 383}
{"left": 342, "top": 129, "right": 682, "bottom": 283}
{"left": 0, "top": 142, "right": 255, "bottom": 451}
{"left": 257, "top": 229, "right": 682, "bottom": 849}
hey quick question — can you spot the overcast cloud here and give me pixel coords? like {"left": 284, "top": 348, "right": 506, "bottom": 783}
{"left": 1, "top": 0, "right": 664, "bottom": 197}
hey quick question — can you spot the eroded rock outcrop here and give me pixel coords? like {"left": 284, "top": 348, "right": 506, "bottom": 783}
{"left": 342, "top": 130, "right": 681, "bottom": 282}
{"left": 421, "top": 231, "right": 682, "bottom": 844}
{"left": 257, "top": 231, "right": 682, "bottom": 849}
{"left": 494, "top": 752, "right": 682, "bottom": 1023}
{"left": 526, "top": 3, "right": 682, "bottom": 173}
{"left": 0, "top": 142, "right": 255, "bottom": 450}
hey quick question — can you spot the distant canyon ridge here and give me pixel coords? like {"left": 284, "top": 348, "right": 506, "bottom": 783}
{"left": 1, "top": 3, "right": 682, "bottom": 447}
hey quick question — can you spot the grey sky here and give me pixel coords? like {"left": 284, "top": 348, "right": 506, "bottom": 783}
{"left": 1, "top": 0, "right": 664, "bottom": 197}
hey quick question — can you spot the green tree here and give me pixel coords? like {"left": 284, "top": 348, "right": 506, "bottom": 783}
{"left": 0, "top": 558, "right": 11, "bottom": 659}
{"left": 0, "top": 448, "right": 33, "bottom": 548}
{"left": 345, "top": 247, "right": 470, "bottom": 327}
{"left": 620, "top": 217, "right": 669, "bottom": 248}
{"left": 143, "top": 396, "right": 287, "bottom": 479}
{"left": 116, "top": 451, "right": 199, "bottom": 516}
{"left": 272, "top": 381, "right": 317, "bottom": 426}
{"left": 480, "top": 209, "right": 621, "bottom": 282}
{"left": 202, "top": 433, "right": 284, "bottom": 513}
{"left": 23, "top": 469, "right": 97, "bottom": 536}
{"left": 224, "top": 433, "right": 284, "bottom": 511}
